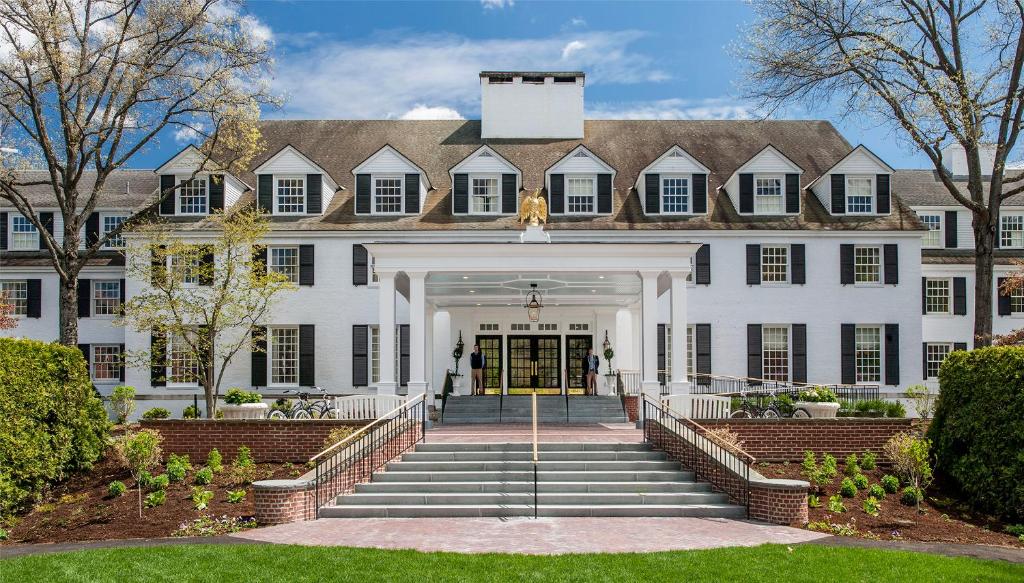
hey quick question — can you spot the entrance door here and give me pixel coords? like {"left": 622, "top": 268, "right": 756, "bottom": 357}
{"left": 507, "top": 335, "right": 562, "bottom": 394}
{"left": 474, "top": 335, "right": 502, "bottom": 395}
{"left": 566, "top": 335, "right": 593, "bottom": 395}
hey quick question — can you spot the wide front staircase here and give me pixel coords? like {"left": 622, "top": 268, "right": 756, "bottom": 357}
{"left": 318, "top": 441, "right": 746, "bottom": 518}
{"left": 441, "top": 395, "right": 628, "bottom": 424}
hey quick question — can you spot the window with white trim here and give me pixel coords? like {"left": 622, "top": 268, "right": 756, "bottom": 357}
{"left": 1001, "top": 214, "right": 1024, "bottom": 248}
{"left": 761, "top": 245, "right": 789, "bottom": 283}
{"left": 167, "top": 329, "right": 200, "bottom": 385}
{"left": 178, "top": 178, "right": 208, "bottom": 215}
{"left": 566, "top": 176, "right": 596, "bottom": 214}
{"left": 269, "top": 247, "right": 299, "bottom": 284}
{"left": 846, "top": 176, "right": 874, "bottom": 214}
{"left": 471, "top": 176, "right": 500, "bottom": 214}
{"left": 854, "top": 246, "right": 881, "bottom": 284}
{"left": 0, "top": 280, "right": 27, "bottom": 315}
{"left": 270, "top": 327, "right": 299, "bottom": 385}
{"left": 855, "top": 325, "right": 882, "bottom": 383}
{"left": 102, "top": 215, "right": 127, "bottom": 249}
{"left": 924, "top": 278, "right": 951, "bottom": 314}
{"left": 661, "top": 175, "right": 689, "bottom": 214}
{"left": 373, "top": 176, "right": 404, "bottom": 214}
{"left": 925, "top": 343, "right": 953, "bottom": 379}
{"left": 170, "top": 253, "right": 201, "bottom": 285}
{"left": 754, "top": 176, "right": 784, "bottom": 214}
{"left": 275, "top": 176, "right": 306, "bottom": 214}
{"left": 1010, "top": 285, "right": 1024, "bottom": 314}
{"left": 91, "top": 345, "right": 121, "bottom": 381}
{"left": 762, "top": 325, "right": 790, "bottom": 382}
{"left": 919, "top": 213, "right": 943, "bottom": 248}
{"left": 10, "top": 215, "right": 38, "bottom": 250}
{"left": 92, "top": 280, "right": 121, "bottom": 316}
{"left": 664, "top": 325, "right": 697, "bottom": 380}
{"left": 370, "top": 325, "right": 380, "bottom": 384}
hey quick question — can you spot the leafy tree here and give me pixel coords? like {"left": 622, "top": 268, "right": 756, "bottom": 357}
{"left": 883, "top": 432, "right": 934, "bottom": 513}
{"left": 113, "top": 428, "right": 163, "bottom": 518}
{"left": 109, "top": 385, "right": 137, "bottom": 425}
{"left": 0, "top": 0, "right": 276, "bottom": 346}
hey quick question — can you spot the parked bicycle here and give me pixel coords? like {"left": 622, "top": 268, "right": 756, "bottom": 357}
{"left": 267, "top": 386, "right": 338, "bottom": 419}
{"left": 729, "top": 390, "right": 811, "bottom": 419}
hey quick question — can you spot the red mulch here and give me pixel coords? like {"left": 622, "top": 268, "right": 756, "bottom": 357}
{"left": 2, "top": 450, "right": 302, "bottom": 544}
{"left": 759, "top": 462, "right": 1024, "bottom": 548}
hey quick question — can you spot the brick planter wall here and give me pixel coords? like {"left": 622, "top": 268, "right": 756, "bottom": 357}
{"left": 623, "top": 396, "right": 638, "bottom": 422}
{"left": 749, "top": 479, "right": 809, "bottom": 526}
{"left": 140, "top": 419, "right": 367, "bottom": 463}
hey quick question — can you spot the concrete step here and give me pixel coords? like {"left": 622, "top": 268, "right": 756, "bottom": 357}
{"left": 318, "top": 503, "right": 747, "bottom": 519}
{"left": 386, "top": 460, "right": 680, "bottom": 472}
{"left": 335, "top": 491, "right": 729, "bottom": 506}
{"left": 354, "top": 481, "right": 712, "bottom": 494}
{"left": 414, "top": 443, "right": 652, "bottom": 453}
{"left": 401, "top": 451, "right": 666, "bottom": 462}
{"left": 372, "top": 470, "right": 695, "bottom": 483}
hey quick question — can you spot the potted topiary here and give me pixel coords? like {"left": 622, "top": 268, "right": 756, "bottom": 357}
{"left": 795, "top": 386, "right": 840, "bottom": 418}
{"left": 220, "top": 388, "right": 267, "bottom": 419}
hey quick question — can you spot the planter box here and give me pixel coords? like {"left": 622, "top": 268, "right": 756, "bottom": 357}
{"left": 795, "top": 401, "right": 840, "bottom": 418}
{"left": 220, "top": 402, "right": 269, "bottom": 419}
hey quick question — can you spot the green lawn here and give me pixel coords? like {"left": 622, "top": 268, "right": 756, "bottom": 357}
{"left": 2, "top": 543, "right": 1021, "bottom": 582}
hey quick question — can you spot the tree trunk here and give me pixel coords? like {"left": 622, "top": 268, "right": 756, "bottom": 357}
{"left": 58, "top": 274, "right": 79, "bottom": 346}
{"left": 204, "top": 346, "right": 217, "bottom": 418}
{"left": 972, "top": 216, "right": 997, "bottom": 347}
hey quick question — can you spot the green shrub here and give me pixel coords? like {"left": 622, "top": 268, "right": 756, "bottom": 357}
{"left": 881, "top": 474, "right": 900, "bottom": 494}
{"left": 854, "top": 399, "right": 888, "bottom": 413}
{"left": 137, "top": 470, "right": 154, "bottom": 490}
{"left": 821, "top": 454, "right": 838, "bottom": 479}
{"left": 224, "top": 388, "right": 262, "bottom": 405}
{"left": 269, "top": 398, "right": 292, "bottom": 417}
{"left": 194, "top": 467, "right": 213, "bottom": 485}
{"left": 144, "top": 490, "right": 165, "bottom": 508}
{"left": 853, "top": 474, "right": 869, "bottom": 490}
{"left": 149, "top": 473, "right": 169, "bottom": 492}
{"left": 797, "top": 386, "right": 837, "bottom": 403}
{"left": 0, "top": 338, "right": 109, "bottom": 517}
{"left": 110, "top": 385, "right": 136, "bottom": 424}
{"left": 929, "top": 346, "right": 1024, "bottom": 520}
{"left": 827, "top": 495, "right": 846, "bottom": 513}
{"left": 191, "top": 487, "right": 214, "bottom": 510}
{"left": 901, "top": 486, "right": 924, "bottom": 506}
{"left": 142, "top": 407, "right": 171, "bottom": 420}
{"left": 885, "top": 401, "right": 907, "bottom": 418}
{"left": 182, "top": 405, "right": 200, "bottom": 419}
{"left": 1004, "top": 524, "right": 1024, "bottom": 537}
{"left": 839, "top": 478, "right": 857, "bottom": 498}
{"left": 863, "top": 496, "right": 882, "bottom": 517}
{"left": 844, "top": 454, "right": 860, "bottom": 477}
{"left": 234, "top": 446, "right": 254, "bottom": 468}
{"left": 868, "top": 484, "right": 886, "bottom": 499}
{"left": 108, "top": 481, "right": 127, "bottom": 497}
{"left": 113, "top": 428, "right": 163, "bottom": 517}
{"left": 166, "top": 453, "right": 191, "bottom": 483}
{"left": 206, "top": 448, "right": 223, "bottom": 473}
{"left": 0, "top": 527, "right": 7, "bottom": 541}
{"left": 883, "top": 433, "right": 933, "bottom": 511}
{"left": 861, "top": 452, "right": 877, "bottom": 471}
{"left": 227, "top": 490, "right": 246, "bottom": 504}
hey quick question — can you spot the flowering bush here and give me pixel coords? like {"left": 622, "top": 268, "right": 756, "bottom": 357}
{"left": 797, "top": 386, "right": 837, "bottom": 403}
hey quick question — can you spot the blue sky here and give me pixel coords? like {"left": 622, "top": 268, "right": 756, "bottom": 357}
{"left": 141, "top": 0, "right": 930, "bottom": 169}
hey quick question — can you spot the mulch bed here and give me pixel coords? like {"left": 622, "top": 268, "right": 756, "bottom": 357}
{"left": 758, "top": 462, "right": 1023, "bottom": 548}
{"left": 2, "top": 450, "right": 302, "bottom": 544}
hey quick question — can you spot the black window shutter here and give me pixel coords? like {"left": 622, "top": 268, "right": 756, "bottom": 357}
{"left": 299, "top": 245, "right": 315, "bottom": 286}
{"left": 876, "top": 174, "right": 891, "bottom": 214}
{"left": 695, "top": 324, "right": 712, "bottom": 385}
{"left": 151, "top": 330, "right": 166, "bottom": 387}
{"left": 86, "top": 212, "right": 100, "bottom": 247}
{"left": 253, "top": 245, "right": 267, "bottom": 277}
{"left": 997, "top": 278, "right": 1011, "bottom": 315}
{"left": 404, "top": 173, "right": 419, "bottom": 214}
{"left": 119, "top": 279, "right": 125, "bottom": 313}
{"left": 209, "top": 175, "right": 225, "bottom": 212}
{"left": 746, "top": 244, "right": 761, "bottom": 285}
{"left": 352, "top": 244, "right": 368, "bottom": 286}
{"left": 352, "top": 325, "right": 369, "bottom": 387}
{"left": 692, "top": 174, "right": 707, "bottom": 214}
{"left": 501, "top": 174, "right": 518, "bottom": 214}
{"left": 695, "top": 244, "right": 711, "bottom": 285}
{"left": 151, "top": 245, "right": 165, "bottom": 286}
{"left": 550, "top": 174, "right": 565, "bottom": 214}
{"left": 356, "top": 174, "right": 371, "bottom": 214}
{"left": 785, "top": 173, "right": 800, "bottom": 213}
{"left": 26, "top": 279, "right": 41, "bottom": 318}
{"left": 840, "top": 244, "right": 855, "bottom": 284}
{"left": 657, "top": 324, "right": 666, "bottom": 385}
{"left": 921, "top": 277, "right": 927, "bottom": 315}
{"left": 883, "top": 244, "right": 899, "bottom": 285}
{"left": 78, "top": 344, "right": 90, "bottom": 374}
{"left": 299, "top": 325, "right": 315, "bottom": 387}
{"left": 399, "top": 324, "right": 410, "bottom": 386}
{"left": 452, "top": 173, "right": 469, "bottom": 214}
{"left": 159, "top": 175, "right": 176, "bottom": 215}
{"left": 792, "top": 324, "right": 807, "bottom": 384}
{"left": 739, "top": 173, "right": 754, "bottom": 213}
{"left": 747, "top": 324, "right": 762, "bottom": 383}
{"left": 257, "top": 174, "right": 273, "bottom": 214}
{"left": 884, "top": 324, "right": 900, "bottom": 385}
{"left": 841, "top": 324, "right": 856, "bottom": 384}
{"left": 944, "top": 211, "right": 958, "bottom": 248}
{"left": 791, "top": 244, "right": 806, "bottom": 285}
{"left": 831, "top": 174, "right": 846, "bottom": 214}
{"left": 645, "top": 173, "right": 660, "bottom": 214}
{"left": 119, "top": 343, "right": 126, "bottom": 382}
{"left": 953, "top": 277, "right": 967, "bottom": 315}
{"left": 953, "top": 342, "right": 967, "bottom": 352}
{"left": 38, "top": 212, "right": 53, "bottom": 250}
{"left": 78, "top": 279, "right": 91, "bottom": 318}
{"left": 251, "top": 326, "right": 267, "bottom": 387}
{"left": 597, "top": 174, "right": 612, "bottom": 214}
{"left": 306, "top": 174, "right": 322, "bottom": 214}
{"left": 0, "top": 212, "right": 7, "bottom": 249}
{"left": 922, "top": 343, "right": 929, "bottom": 380}
{"left": 199, "top": 246, "right": 215, "bottom": 286}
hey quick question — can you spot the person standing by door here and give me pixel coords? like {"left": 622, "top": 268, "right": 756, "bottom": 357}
{"left": 470, "top": 344, "right": 486, "bottom": 395}
{"left": 582, "top": 347, "right": 600, "bottom": 396}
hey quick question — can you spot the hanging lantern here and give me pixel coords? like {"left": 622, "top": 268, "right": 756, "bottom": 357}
{"left": 524, "top": 283, "right": 544, "bottom": 322}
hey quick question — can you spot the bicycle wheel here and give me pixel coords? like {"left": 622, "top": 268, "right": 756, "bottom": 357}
{"left": 762, "top": 406, "right": 781, "bottom": 419}
{"left": 792, "top": 407, "right": 811, "bottom": 419}
{"left": 292, "top": 408, "right": 312, "bottom": 420}
{"left": 730, "top": 409, "right": 752, "bottom": 419}
{"left": 267, "top": 410, "right": 286, "bottom": 420}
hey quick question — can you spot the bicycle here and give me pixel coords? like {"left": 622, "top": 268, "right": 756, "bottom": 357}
{"left": 267, "top": 386, "right": 337, "bottom": 419}
{"left": 730, "top": 389, "right": 810, "bottom": 419}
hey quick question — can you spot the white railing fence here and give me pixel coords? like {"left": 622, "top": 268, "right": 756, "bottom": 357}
{"left": 660, "top": 394, "right": 732, "bottom": 419}
{"left": 618, "top": 370, "right": 642, "bottom": 395}
{"left": 332, "top": 395, "right": 407, "bottom": 421}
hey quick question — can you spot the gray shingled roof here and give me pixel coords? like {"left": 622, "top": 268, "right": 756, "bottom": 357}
{"left": 894, "top": 169, "right": 1024, "bottom": 207}
{"left": 922, "top": 249, "right": 1023, "bottom": 265}
{"left": 0, "top": 169, "right": 158, "bottom": 209}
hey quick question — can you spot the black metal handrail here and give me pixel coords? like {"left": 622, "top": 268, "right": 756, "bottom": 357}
{"left": 311, "top": 394, "right": 426, "bottom": 517}
{"left": 642, "top": 395, "right": 752, "bottom": 515}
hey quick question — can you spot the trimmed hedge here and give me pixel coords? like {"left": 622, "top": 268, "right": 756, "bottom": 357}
{"left": 929, "top": 346, "right": 1024, "bottom": 520}
{"left": 0, "top": 338, "right": 109, "bottom": 517}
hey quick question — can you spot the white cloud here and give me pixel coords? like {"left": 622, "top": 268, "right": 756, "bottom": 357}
{"left": 481, "top": 0, "right": 514, "bottom": 9}
{"left": 561, "top": 40, "right": 586, "bottom": 60}
{"left": 568, "top": 18, "right": 587, "bottom": 28}
{"left": 586, "top": 98, "right": 756, "bottom": 120}
{"left": 399, "top": 105, "right": 465, "bottom": 120}
{"left": 173, "top": 123, "right": 206, "bottom": 144}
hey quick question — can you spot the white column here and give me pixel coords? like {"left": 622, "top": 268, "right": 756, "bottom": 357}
{"left": 406, "top": 270, "right": 428, "bottom": 399}
{"left": 669, "top": 270, "right": 690, "bottom": 395}
{"left": 377, "top": 269, "right": 398, "bottom": 395}
{"left": 433, "top": 310, "right": 451, "bottom": 396}
{"left": 615, "top": 308, "right": 634, "bottom": 371}
{"left": 640, "top": 270, "right": 662, "bottom": 401}
{"left": 425, "top": 304, "right": 435, "bottom": 401}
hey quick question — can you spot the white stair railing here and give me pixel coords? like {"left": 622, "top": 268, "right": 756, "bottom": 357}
{"left": 332, "top": 395, "right": 407, "bottom": 421}
{"left": 618, "top": 370, "right": 642, "bottom": 395}
{"left": 661, "top": 394, "right": 731, "bottom": 419}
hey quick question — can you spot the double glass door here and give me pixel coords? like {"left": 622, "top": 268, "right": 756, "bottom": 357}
{"left": 507, "top": 335, "right": 561, "bottom": 394}
{"left": 474, "top": 335, "right": 503, "bottom": 395}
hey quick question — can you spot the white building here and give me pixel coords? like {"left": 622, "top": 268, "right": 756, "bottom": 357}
{"left": 2, "top": 71, "right": 1022, "bottom": 415}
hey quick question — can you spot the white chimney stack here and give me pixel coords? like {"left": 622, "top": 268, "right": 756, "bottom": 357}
{"left": 480, "top": 72, "right": 584, "bottom": 139}
{"left": 941, "top": 142, "right": 999, "bottom": 176}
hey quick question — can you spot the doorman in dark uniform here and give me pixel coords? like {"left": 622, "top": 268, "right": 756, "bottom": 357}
{"left": 582, "top": 348, "right": 600, "bottom": 395}
{"left": 470, "top": 344, "right": 486, "bottom": 395}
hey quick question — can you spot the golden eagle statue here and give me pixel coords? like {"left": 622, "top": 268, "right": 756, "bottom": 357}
{"left": 518, "top": 188, "right": 548, "bottom": 227}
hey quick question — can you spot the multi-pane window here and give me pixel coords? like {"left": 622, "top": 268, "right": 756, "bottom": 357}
{"left": 10, "top": 216, "right": 37, "bottom": 250}
{"left": 276, "top": 177, "right": 305, "bottom": 214}
{"left": 179, "top": 178, "right": 208, "bottom": 215}
{"left": 854, "top": 326, "right": 882, "bottom": 383}
{"left": 925, "top": 278, "right": 951, "bottom": 314}
{"left": 170, "top": 253, "right": 201, "bottom": 285}
{"left": 754, "top": 177, "right": 784, "bottom": 214}
{"left": 846, "top": 176, "right": 874, "bottom": 213}
{"left": 762, "top": 326, "right": 790, "bottom": 382}
{"left": 1010, "top": 286, "right": 1024, "bottom": 314}
{"left": 269, "top": 247, "right": 299, "bottom": 283}
{"left": 662, "top": 176, "right": 689, "bottom": 213}
{"left": 1001, "top": 214, "right": 1024, "bottom": 248}
{"left": 471, "top": 176, "right": 499, "bottom": 214}
{"left": 761, "top": 245, "right": 789, "bottom": 283}
{"left": 854, "top": 246, "right": 881, "bottom": 284}
{"left": 370, "top": 326, "right": 380, "bottom": 384}
{"left": 374, "top": 176, "right": 404, "bottom": 214}
{"left": 167, "top": 330, "right": 200, "bottom": 385}
{"left": 925, "top": 343, "right": 953, "bottom": 379}
{"left": 103, "top": 215, "right": 127, "bottom": 248}
{"left": 270, "top": 327, "right": 299, "bottom": 385}
{"left": 0, "top": 281, "right": 27, "bottom": 315}
{"left": 919, "top": 213, "right": 942, "bottom": 248}
{"left": 566, "top": 176, "right": 596, "bottom": 214}
{"left": 91, "top": 345, "right": 121, "bottom": 381}
{"left": 92, "top": 281, "right": 121, "bottom": 316}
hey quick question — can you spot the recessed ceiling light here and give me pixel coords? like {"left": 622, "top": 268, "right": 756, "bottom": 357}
{"left": 476, "top": 303, "right": 481, "bottom": 306}
{"left": 469, "top": 290, "right": 475, "bottom": 293}
{"left": 462, "top": 276, "right": 469, "bottom": 280}
{"left": 591, "top": 289, "right": 597, "bottom": 293}
{"left": 598, "top": 275, "right": 605, "bottom": 279}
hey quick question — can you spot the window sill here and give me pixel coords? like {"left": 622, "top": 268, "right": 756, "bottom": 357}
{"left": 166, "top": 383, "right": 201, "bottom": 390}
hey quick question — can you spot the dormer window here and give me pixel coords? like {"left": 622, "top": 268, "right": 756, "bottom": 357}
{"left": 179, "top": 178, "right": 208, "bottom": 215}
{"left": 275, "top": 176, "right": 306, "bottom": 214}
{"left": 661, "top": 176, "right": 689, "bottom": 214}
{"left": 471, "top": 175, "right": 500, "bottom": 214}
{"left": 374, "top": 175, "right": 404, "bottom": 214}
{"left": 9, "top": 215, "right": 38, "bottom": 250}
{"left": 846, "top": 176, "right": 874, "bottom": 214}
{"left": 566, "top": 175, "right": 596, "bottom": 214}
{"left": 755, "top": 176, "right": 784, "bottom": 214}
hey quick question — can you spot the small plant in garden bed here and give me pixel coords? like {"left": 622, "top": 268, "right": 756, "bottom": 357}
{"left": 901, "top": 487, "right": 924, "bottom": 507}
{"left": 844, "top": 454, "right": 860, "bottom": 477}
{"left": 853, "top": 474, "right": 869, "bottom": 490}
{"left": 861, "top": 452, "right": 877, "bottom": 471}
{"left": 142, "top": 407, "right": 171, "bottom": 420}
{"left": 226, "top": 490, "right": 246, "bottom": 504}
{"left": 113, "top": 429, "right": 162, "bottom": 518}
{"left": 107, "top": 481, "right": 127, "bottom": 498}
{"left": 206, "top": 449, "right": 223, "bottom": 473}
{"left": 171, "top": 516, "right": 257, "bottom": 538}
{"left": 166, "top": 454, "right": 191, "bottom": 483}
{"left": 808, "top": 494, "right": 821, "bottom": 508}
{"left": 881, "top": 475, "right": 900, "bottom": 494}
{"left": 144, "top": 490, "right": 165, "bottom": 508}
{"left": 839, "top": 478, "right": 857, "bottom": 498}
{"left": 191, "top": 487, "right": 214, "bottom": 511}
{"left": 863, "top": 496, "right": 882, "bottom": 517}
{"left": 868, "top": 484, "right": 886, "bottom": 499}
{"left": 827, "top": 495, "right": 846, "bottom": 513}
{"left": 235, "top": 446, "right": 254, "bottom": 468}
{"left": 194, "top": 467, "right": 213, "bottom": 486}
{"left": 807, "top": 521, "right": 858, "bottom": 536}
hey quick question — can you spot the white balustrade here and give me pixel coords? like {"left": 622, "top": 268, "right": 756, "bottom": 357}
{"left": 661, "top": 394, "right": 731, "bottom": 419}
{"left": 618, "top": 370, "right": 642, "bottom": 395}
{"left": 332, "top": 395, "right": 407, "bottom": 421}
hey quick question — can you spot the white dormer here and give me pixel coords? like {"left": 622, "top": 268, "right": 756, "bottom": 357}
{"left": 155, "top": 145, "right": 249, "bottom": 216}
{"left": 635, "top": 145, "right": 711, "bottom": 215}
{"left": 352, "top": 145, "right": 429, "bottom": 215}
{"left": 807, "top": 145, "right": 894, "bottom": 216}
{"left": 253, "top": 145, "right": 339, "bottom": 216}
{"left": 545, "top": 145, "right": 616, "bottom": 215}
{"left": 723, "top": 145, "right": 803, "bottom": 215}
{"left": 449, "top": 146, "right": 521, "bottom": 215}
